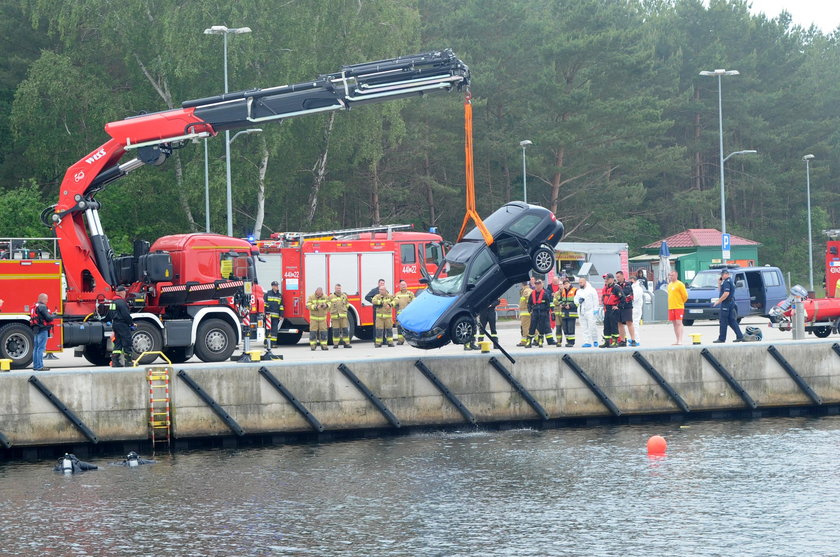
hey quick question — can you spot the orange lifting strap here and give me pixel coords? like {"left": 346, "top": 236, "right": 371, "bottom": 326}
{"left": 457, "top": 93, "right": 494, "bottom": 245}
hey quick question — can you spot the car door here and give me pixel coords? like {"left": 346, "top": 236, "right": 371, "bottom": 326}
{"left": 492, "top": 233, "right": 530, "bottom": 282}
{"left": 464, "top": 247, "right": 504, "bottom": 313}
{"left": 733, "top": 272, "right": 750, "bottom": 316}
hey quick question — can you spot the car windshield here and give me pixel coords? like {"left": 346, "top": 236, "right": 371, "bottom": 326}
{"left": 429, "top": 261, "right": 466, "bottom": 295}
{"left": 689, "top": 272, "right": 721, "bottom": 289}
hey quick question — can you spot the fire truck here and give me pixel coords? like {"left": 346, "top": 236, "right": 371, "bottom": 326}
{"left": 255, "top": 225, "right": 444, "bottom": 343}
{"left": 0, "top": 50, "right": 469, "bottom": 368}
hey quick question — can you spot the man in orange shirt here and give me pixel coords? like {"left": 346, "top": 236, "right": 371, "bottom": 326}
{"left": 667, "top": 270, "right": 688, "bottom": 345}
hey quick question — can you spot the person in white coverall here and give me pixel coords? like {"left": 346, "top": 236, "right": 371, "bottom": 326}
{"left": 575, "top": 276, "right": 600, "bottom": 347}
{"left": 630, "top": 275, "right": 645, "bottom": 343}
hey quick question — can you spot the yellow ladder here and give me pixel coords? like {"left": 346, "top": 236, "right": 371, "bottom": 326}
{"left": 147, "top": 366, "right": 172, "bottom": 449}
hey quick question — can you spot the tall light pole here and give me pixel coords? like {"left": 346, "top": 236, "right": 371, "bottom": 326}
{"left": 204, "top": 25, "right": 252, "bottom": 237}
{"left": 699, "top": 68, "right": 739, "bottom": 237}
{"left": 519, "top": 140, "right": 532, "bottom": 203}
{"left": 803, "top": 154, "right": 815, "bottom": 291}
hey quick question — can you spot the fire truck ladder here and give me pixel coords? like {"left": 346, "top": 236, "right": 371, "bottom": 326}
{"left": 147, "top": 365, "right": 172, "bottom": 449}
{"left": 281, "top": 224, "right": 414, "bottom": 242}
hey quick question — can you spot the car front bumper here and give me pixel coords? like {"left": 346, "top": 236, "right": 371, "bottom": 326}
{"left": 402, "top": 326, "right": 450, "bottom": 349}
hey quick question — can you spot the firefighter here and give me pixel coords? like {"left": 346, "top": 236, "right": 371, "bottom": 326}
{"left": 393, "top": 280, "right": 415, "bottom": 345}
{"left": 553, "top": 277, "right": 578, "bottom": 347}
{"left": 477, "top": 299, "right": 501, "bottom": 346}
{"left": 306, "top": 287, "right": 331, "bottom": 351}
{"left": 365, "top": 278, "right": 386, "bottom": 304}
{"left": 372, "top": 286, "right": 396, "bottom": 347}
{"left": 109, "top": 285, "right": 135, "bottom": 367}
{"left": 264, "top": 280, "right": 284, "bottom": 348}
{"left": 527, "top": 279, "right": 555, "bottom": 347}
{"left": 600, "top": 273, "right": 621, "bottom": 348}
{"left": 328, "top": 283, "right": 352, "bottom": 348}
{"left": 614, "top": 270, "right": 637, "bottom": 347}
{"left": 516, "top": 280, "right": 533, "bottom": 346}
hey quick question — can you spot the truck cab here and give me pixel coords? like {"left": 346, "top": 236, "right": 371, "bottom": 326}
{"left": 682, "top": 266, "right": 787, "bottom": 325}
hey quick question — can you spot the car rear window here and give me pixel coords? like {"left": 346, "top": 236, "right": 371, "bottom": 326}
{"left": 508, "top": 214, "right": 543, "bottom": 236}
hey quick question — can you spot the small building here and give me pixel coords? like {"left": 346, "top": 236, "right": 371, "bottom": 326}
{"left": 633, "top": 229, "right": 760, "bottom": 283}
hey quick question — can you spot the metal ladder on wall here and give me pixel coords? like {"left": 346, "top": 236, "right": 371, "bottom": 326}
{"left": 147, "top": 366, "right": 172, "bottom": 450}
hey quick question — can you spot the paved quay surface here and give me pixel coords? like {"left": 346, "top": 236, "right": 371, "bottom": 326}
{"left": 29, "top": 317, "right": 827, "bottom": 370}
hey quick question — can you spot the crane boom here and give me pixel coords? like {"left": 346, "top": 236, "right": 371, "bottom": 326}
{"left": 47, "top": 49, "right": 469, "bottom": 308}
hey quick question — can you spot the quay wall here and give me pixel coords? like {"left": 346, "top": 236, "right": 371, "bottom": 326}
{"left": 1, "top": 342, "right": 839, "bottom": 448}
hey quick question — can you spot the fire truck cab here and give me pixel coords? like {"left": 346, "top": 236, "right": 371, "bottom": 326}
{"left": 256, "top": 225, "right": 444, "bottom": 344}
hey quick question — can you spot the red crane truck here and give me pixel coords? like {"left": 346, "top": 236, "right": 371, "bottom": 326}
{"left": 0, "top": 50, "right": 470, "bottom": 368}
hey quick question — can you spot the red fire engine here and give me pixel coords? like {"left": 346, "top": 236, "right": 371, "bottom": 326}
{"left": 0, "top": 50, "right": 469, "bottom": 368}
{"left": 256, "top": 225, "right": 444, "bottom": 343}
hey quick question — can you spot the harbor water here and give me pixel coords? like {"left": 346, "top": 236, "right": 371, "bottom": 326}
{"left": 2, "top": 416, "right": 839, "bottom": 556}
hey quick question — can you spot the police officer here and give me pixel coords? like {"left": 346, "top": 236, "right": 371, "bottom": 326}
{"left": 600, "top": 273, "right": 621, "bottom": 348}
{"left": 516, "top": 281, "right": 533, "bottom": 346}
{"left": 393, "top": 280, "right": 415, "bottom": 345}
{"left": 553, "top": 278, "right": 578, "bottom": 347}
{"left": 372, "top": 286, "right": 396, "bottom": 347}
{"left": 328, "top": 283, "right": 352, "bottom": 348}
{"left": 306, "top": 287, "right": 331, "bottom": 351}
{"left": 110, "top": 286, "right": 135, "bottom": 367}
{"left": 264, "top": 280, "right": 284, "bottom": 347}
{"left": 713, "top": 269, "right": 745, "bottom": 343}
{"left": 527, "top": 279, "right": 555, "bottom": 347}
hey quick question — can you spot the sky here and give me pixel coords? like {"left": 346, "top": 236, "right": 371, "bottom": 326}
{"left": 747, "top": 0, "right": 840, "bottom": 33}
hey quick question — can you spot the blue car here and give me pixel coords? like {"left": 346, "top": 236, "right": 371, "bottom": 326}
{"left": 399, "top": 202, "right": 564, "bottom": 349}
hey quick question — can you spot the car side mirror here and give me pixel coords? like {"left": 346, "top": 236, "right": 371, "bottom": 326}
{"left": 736, "top": 280, "right": 745, "bottom": 288}
{"left": 419, "top": 277, "right": 429, "bottom": 285}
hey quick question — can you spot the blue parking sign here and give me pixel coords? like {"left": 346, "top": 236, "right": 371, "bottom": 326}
{"left": 721, "top": 233, "right": 731, "bottom": 251}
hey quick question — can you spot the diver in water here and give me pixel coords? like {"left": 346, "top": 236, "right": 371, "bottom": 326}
{"left": 115, "top": 451, "right": 156, "bottom": 467}
{"left": 53, "top": 453, "right": 98, "bottom": 474}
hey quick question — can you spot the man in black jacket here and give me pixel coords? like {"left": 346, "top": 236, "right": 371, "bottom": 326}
{"left": 30, "top": 293, "right": 57, "bottom": 371}
{"left": 110, "top": 286, "right": 135, "bottom": 367}
{"left": 365, "top": 278, "right": 387, "bottom": 304}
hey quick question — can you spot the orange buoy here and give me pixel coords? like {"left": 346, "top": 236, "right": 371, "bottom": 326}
{"left": 647, "top": 435, "right": 667, "bottom": 455}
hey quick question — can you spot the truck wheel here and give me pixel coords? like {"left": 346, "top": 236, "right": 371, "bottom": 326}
{"left": 531, "top": 246, "right": 555, "bottom": 274}
{"left": 0, "top": 323, "right": 34, "bottom": 369}
{"left": 163, "top": 346, "right": 193, "bottom": 364}
{"left": 194, "top": 318, "right": 236, "bottom": 362}
{"left": 682, "top": 319, "right": 694, "bottom": 326}
{"left": 83, "top": 343, "right": 111, "bottom": 367}
{"left": 450, "top": 314, "right": 475, "bottom": 345}
{"left": 812, "top": 326, "right": 832, "bottom": 338}
{"left": 132, "top": 322, "right": 163, "bottom": 364}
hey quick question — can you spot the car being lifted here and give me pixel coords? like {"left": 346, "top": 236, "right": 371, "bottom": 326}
{"left": 398, "top": 201, "right": 564, "bottom": 349}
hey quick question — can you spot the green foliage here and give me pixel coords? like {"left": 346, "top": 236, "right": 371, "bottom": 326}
{"left": 0, "top": 0, "right": 838, "bottom": 287}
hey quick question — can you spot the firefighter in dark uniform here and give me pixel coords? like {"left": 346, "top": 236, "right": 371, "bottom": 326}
{"left": 526, "top": 279, "right": 555, "bottom": 347}
{"left": 477, "top": 299, "right": 501, "bottom": 346}
{"left": 110, "top": 285, "right": 135, "bottom": 367}
{"left": 600, "top": 273, "right": 621, "bottom": 348}
{"left": 614, "top": 270, "right": 637, "bottom": 347}
{"left": 264, "top": 281, "right": 284, "bottom": 347}
{"left": 553, "top": 278, "right": 578, "bottom": 347}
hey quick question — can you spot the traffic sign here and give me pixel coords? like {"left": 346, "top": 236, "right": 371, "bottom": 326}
{"left": 721, "top": 233, "right": 731, "bottom": 251}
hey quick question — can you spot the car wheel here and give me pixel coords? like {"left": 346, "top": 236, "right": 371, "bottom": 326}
{"left": 812, "top": 326, "right": 832, "bottom": 338}
{"left": 531, "top": 246, "right": 555, "bottom": 274}
{"left": 450, "top": 315, "right": 475, "bottom": 345}
{"left": 682, "top": 319, "right": 694, "bottom": 326}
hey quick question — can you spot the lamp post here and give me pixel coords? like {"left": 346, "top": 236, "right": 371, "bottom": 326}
{"left": 803, "top": 154, "right": 815, "bottom": 291}
{"left": 699, "top": 68, "right": 739, "bottom": 237}
{"left": 519, "top": 139, "right": 532, "bottom": 203}
{"left": 204, "top": 25, "right": 252, "bottom": 237}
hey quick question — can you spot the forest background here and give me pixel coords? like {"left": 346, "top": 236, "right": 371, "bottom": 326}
{"left": 1, "top": 0, "right": 838, "bottom": 288}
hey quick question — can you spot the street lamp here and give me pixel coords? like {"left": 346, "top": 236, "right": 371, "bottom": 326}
{"left": 699, "top": 68, "right": 739, "bottom": 237}
{"left": 204, "top": 25, "right": 252, "bottom": 237}
{"left": 519, "top": 140, "right": 532, "bottom": 203}
{"left": 803, "top": 154, "right": 815, "bottom": 291}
